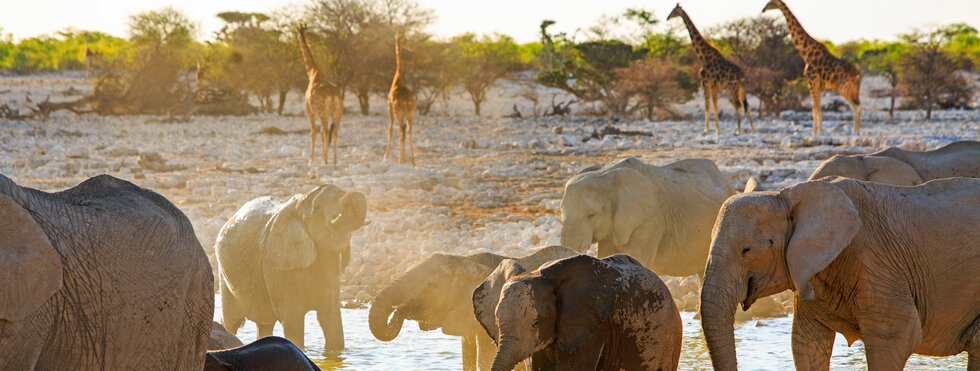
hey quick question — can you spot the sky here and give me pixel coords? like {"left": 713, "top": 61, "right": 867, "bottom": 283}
{"left": 2, "top": 0, "right": 978, "bottom": 43}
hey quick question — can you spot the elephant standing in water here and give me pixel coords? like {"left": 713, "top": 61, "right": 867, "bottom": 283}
{"left": 700, "top": 177, "right": 980, "bottom": 370}
{"left": 216, "top": 185, "right": 368, "bottom": 352}
{"left": 810, "top": 140, "right": 980, "bottom": 184}
{"left": 474, "top": 254, "right": 682, "bottom": 371}
{"left": 560, "top": 157, "right": 735, "bottom": 276}
{"left": 369, "top": 246, "right": 577, "bottom": 371}
{"left": 0, "top": 174, "right": 213, "bottom": 370}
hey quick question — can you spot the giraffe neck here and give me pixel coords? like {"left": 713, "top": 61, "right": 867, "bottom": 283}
{"left": 775, "top": 4, "right": 825, "bottom": 61}
{"left": 393, "top": 38, "right": 404, "bottom": 87}
{"left": 678, "top": 10, "right": 719, "bottom": 64}
{"left": 297, "top": 30, "right": 321, "bottom": 79}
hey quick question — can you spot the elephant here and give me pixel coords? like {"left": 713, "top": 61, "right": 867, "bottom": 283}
{"left": 209, "top": 322, "right": 245, "bottom": 350}
{"left": 216, "top": 184, "right": 368, "bottom": 352}
{"left": 810, "top": 140, "right": 980, "bottom": 184}
{"left": 559, "top": 157, "right": 736, "bottom": 276}
{"left": 369, "top": 245, "right": 577, "bottom": 371}
{"left": 0, "top": 174, "right": 213, "bottom": 370}
{"left": 809, "top": 154, "right": 923, "bottom": 185}
{"left": 474, "top": 254, "right": 682, "bottom": 371}
{"left": 699, "top": 177, "right": 980, "bottom": 370}
{"left": 205, "top": 336, "right": 320, "bottom": 371}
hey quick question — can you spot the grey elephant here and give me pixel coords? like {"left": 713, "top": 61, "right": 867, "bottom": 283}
{"left": 560, "top": 157, "right": 735, "bottom": 276}
{"left": 209, "top": 322, "right": 245, "bottom": 351}
{"left": 0, "top": 174, "right": 213, "bottom": 370}
{"left": 216, "top": 185, "right": 368, "bottom": 352}
{"left": 700, "top": 177, "right": 980, "bottom": 370}
{"left": 369, "top": 246, "right": 577, "bottom": 371}
{"left": 474, "top": 254, "right": 682, "bottom": 371}
{"left": 810, "top": 140, "right": 980, "bottom": 184}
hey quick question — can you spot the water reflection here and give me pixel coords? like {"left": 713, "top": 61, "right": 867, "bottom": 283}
{"left": 215, "top": 296, "right": 968, "bottom": 369}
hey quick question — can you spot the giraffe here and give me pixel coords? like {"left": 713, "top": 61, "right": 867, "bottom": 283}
{"left": 296, "top": 25, "right": 344, "bottom": 166}
{"left": 385, "top": 34, "right": 417, "bottom": 166}
{"left": 764, "top": 0, "right": 862, "bottom": 135}
{"left": 668, "top": 4, "right": 754, "bottom": 136}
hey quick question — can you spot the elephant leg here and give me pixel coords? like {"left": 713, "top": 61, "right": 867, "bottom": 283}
{"left": 791, "top": 302, "right": 834, "bottom": 371}
{"left": 318, "top": 307, "right": 344, "bottom": 353}
{"left": 219, "top": 279, "right": 245, "bottom": 334}
{"left": 256, "top": 322, "right": 275, "bottom": 338}
{"left": 971, "top": 354, "right": 980, "bottom": 371}
{"left": 963, "top": 315, "right": 980, "bottom": 371}
{"left": 282, "top": 314, "right": 307, "bottom": 350}
{"left": 461, "top": 335, "right": 477, "bottom": 371}
{"left": 859, "top": 304, "right": 920, "bottom": 371}
{"left": 476, "top": 330, "right": 498, "bottom": 371}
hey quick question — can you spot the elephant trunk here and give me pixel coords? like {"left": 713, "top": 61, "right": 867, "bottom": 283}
{"left": 559, "top": 219, "right": 592, "bottom": 253}
{"left": 700, "top": 260, "right": 743, "bottom": 371}
{"left": 331, "top": 192, "right": 367, "bottom": 231}
{"left": 368, "top": 269, "right": 429, "bottom": 341}
{"left": 491, "top": 337, "right": 532, "bottom": 371}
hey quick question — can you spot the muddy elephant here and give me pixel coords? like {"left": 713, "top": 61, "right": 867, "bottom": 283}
{"left": 560, "top": 157, "right": 735, "bottom": 276}
{"left": 205, "top": 336, "right": 320, "bottom": 371}
{"left": 369, "top": 246, "right": 577, "bottom": 371}
{"left": 475, "top": 254, "right": 682, "bottom": 371}
{"left": 811, "top": 141, "right": 980, "bottom": 184}
{"left": 0, "top": 174, "right": 213, "bottom": 370}
{"left": 216, "top": 185, "right": 368, "bottom": 352}
{"left": 700, "top": 177, "right": 980, "bottom": 370}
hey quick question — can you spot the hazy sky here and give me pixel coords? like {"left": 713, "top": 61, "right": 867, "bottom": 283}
{"left": 3, "top": 0, "right": 978, "bottom": 43}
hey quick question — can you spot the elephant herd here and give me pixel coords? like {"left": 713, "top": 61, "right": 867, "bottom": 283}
{"left": 0, "top": 140, "right": 977, "bottom": 370}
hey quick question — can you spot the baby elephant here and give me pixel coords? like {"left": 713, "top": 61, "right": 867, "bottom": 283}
{"left": 205, "top": 336, "right": 320, "bottom": 371}
{"left": 474, "top": 254, "right": 681, "bottom": 371}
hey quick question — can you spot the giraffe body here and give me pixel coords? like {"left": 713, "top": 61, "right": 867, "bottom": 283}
{"left": 296, "top": 26, "right": 345, "bottom": 166}
{"left": 764, "top": 0, "right": 862, "bottom": 135}
{"left": 669, "top": 4, "right": 754, "bottom": 136}
{"left": 386, "top": 34, "right": 417, "bottom": 166}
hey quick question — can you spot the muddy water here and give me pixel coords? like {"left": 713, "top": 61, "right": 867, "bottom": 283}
{"left": 215, "top": 296, "right": 967, "bottom": 370}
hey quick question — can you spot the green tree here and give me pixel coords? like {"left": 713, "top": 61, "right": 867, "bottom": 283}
{"left": 451, "top": 33, "right": 525, "bottom": 116}
{"left": 898, "top": 28, "right": 973, "bottom": 119}
{"left": 857, "top": 41, "right": 907, "bottom": 118}
{"left": 125, "top": 7, "right": 199, "bottom": 112}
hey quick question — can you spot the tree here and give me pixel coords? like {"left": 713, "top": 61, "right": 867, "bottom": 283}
{"left": 898, "top": 29, "right": 973, "bottom": 119}
{"left": 537, "top": 39, "right": 645, "bottom": 115}
{"left": 616, "top": 58, "right": 692, "bottom": 120}
{"left": 710, "top": 16, "right": 806, "bottom": 117}
{"left": 307, "top": 0, "right": 433, "bottom": 114}
{"left": 451, "top": 33, "right": 525, "bottom": 116}
{"left": 123, "top": 7, "right": 199, "bottom": 112}
{"left": 856, "top": 41, "right": 907, "bottom": 118}
{"left": 407, "top": 39, "right": 457, "bottom": 114}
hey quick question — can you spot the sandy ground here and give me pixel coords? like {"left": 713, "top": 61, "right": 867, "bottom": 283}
{"left": 1, "top": 73, "right": 977, "bottom": 368}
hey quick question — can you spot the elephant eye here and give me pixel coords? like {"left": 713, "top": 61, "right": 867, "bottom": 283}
{"left": 532, "top": 319, "right": 540, "bottom": 328}
{"left": 741, "top": 246, "right": 751, "bottom": 256}
{"left": 768, "top": 239, "right": 774, "bottom": 246}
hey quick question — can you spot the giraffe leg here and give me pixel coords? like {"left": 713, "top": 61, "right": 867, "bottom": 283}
{"left": 728, "top": 89, "right": 742, "bottom": 136}
{"left": 710, "top": 90, "right": 721, "bottom": 136}
{"left": 852, "top": 103, "right": 861, "bottom": 133}
{"left": 306, "top": 106, "right": 317, "bottom": 165}
{"left": 320, "top": 114, "right": 330, "bottom": 165}
{"left": 399, "top": 115, "right": 407, "bottom": 165}
{"left": 741, "top": 86, "right": 754, "bottom": 134}
{"left": 810, "top": 89, "right": 822, "bottom": 136}
{"left": 702, "top": 86, "right": 711, "bottom": 135}
{"left": 332, "top": 100, "right": 343, "bottom": 166}
{"left": 385, "top": 102, "right": 396, "bottom": 160}
{"left": 407, "top": 109, "right": 416, "bottom": 167}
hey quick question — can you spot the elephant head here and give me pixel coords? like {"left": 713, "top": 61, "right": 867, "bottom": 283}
{"left": 559, "top": 166, "right": 660, "bottom": 253}
{"left": 369, "top": 252, "right": 503, "bottom": 341}
{"left": 262, "top": 185, "right": 368, "bottom": 272}
{"left": 810, "top": 155, "right": 922, "bottom": 186}
{"left": 0, "top": 193, "right": 63, "bottom": 338}
{"left": 474, "top": 255, "right": 622, "bottom": 371}
{"left": 700, "top": 180, "right": 861, "bottom": 370}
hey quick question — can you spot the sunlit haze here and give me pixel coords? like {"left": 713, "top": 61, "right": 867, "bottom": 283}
{"left": 3, "top": 0, "right": 978, "bottom": 42}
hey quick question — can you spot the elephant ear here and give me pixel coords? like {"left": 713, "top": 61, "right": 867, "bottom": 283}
{"left": 540, "top": 255, "right": 622, "bottom": 352}
{"left": 0, "top": 194, "right": 63, "bottom": 324}
{"left": 473, "top": 259, "right": 525, "bottom": 345}
{"left": 779, "top": 181, "right": 861, "bottom": 301}
{"left": 263, "top": 197, "right": 316, "bottom": 271}
{"left": 608, "top": 168, "right": 658, "bottom": 247}
{"left": 330, "top": 192, "right": 368, "bottom": 232}
{"left": 863, "top": 156, "right": 923, "bottom": 186}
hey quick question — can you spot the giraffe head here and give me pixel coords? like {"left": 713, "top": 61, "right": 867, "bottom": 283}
{"left": 762, "top": 0, "right": 784, "bottom": 12}
{"left": 666, "top": 3, "right": 684, "bottom": 21}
